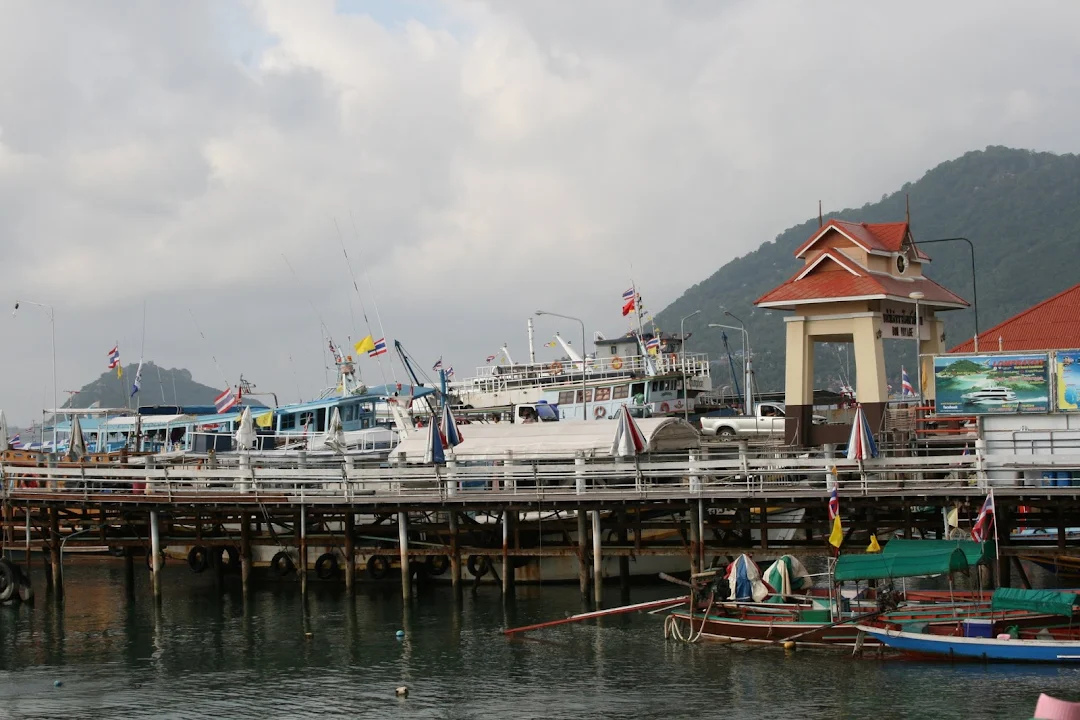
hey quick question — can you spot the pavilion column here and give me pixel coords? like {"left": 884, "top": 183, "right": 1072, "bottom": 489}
{"left": 783, "top": 317, "right": 814, "bottom": 445}
{"left": 852, "top": 313, "right": 888, "bottom": 433}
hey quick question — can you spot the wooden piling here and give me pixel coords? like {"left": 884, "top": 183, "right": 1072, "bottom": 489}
{"left": 591, "top": 510, "right": 602, "bottom": 608}
{"left": 502, "top": 510, "right": 515, "bottom": 596}
{"left": 297, "top": 510, "right": 308, "bottom": 597}
{"left": 398, "top": 511, "right": 410, "bottom": 601}
{"left": 149, "top": 510, "right": 162, "bottom": 602}
{"left": 240, "top": 513, "right": 252, "bottom": 597}
{"left": 449, "top": 511, "right": 461, "bottom": 597}
{"left": 688, "top": 504, "right": 701, "bottom": 578}
{"left": 344, "top": 512, "right": 355, "bottom": 596}
{"left": 577, "top": 511, "right": 588, "bottom": 599}
{"left": 49, "top": 507, "right": 62, "bottom": 600}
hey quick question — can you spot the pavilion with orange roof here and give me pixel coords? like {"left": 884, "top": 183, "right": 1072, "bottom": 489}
{"left": 755, "top": 218, "right": 969, "bottom": 445}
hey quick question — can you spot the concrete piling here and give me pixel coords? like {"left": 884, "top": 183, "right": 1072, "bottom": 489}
{"left": 398, "top": 511, "right": 410, "bottom": 600}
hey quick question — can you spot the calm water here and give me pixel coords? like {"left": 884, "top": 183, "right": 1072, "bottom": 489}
{"left": 1, "top": 559, "right": 1079, "bottom": 719}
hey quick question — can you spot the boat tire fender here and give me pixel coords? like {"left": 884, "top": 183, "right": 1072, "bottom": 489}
{"left": 271, "top": 551, "right": 296, "bottom": 577}
{"left": 314, "top": 553, "right": 339, "bottom": 580}
{"left": 187, "top": 546, "right": 209, "bottom": 573}
{"left": 467, "top": 554, "right": 491, "bottom": 578}
{"left": 367, "top": 554, "right": 390, "bottom": 580}
{"left": 217, "top": 545, "right": 240, "bottom": 572}
{"left": 425, "top": 555, "right": 450, "bottom": 576}
{"left": 0, "top": 559, "right": 17, "bottom": 602}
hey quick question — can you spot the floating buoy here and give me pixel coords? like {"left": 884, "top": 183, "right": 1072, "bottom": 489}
{"left": 395, "top": 686, "right": 408, "bottom": 697}
{"left": 305, "top": 632, "right": 314, "bottom": 640}
{"left": 783, "top": 641, "right": 796, "bottom": 651}
{"left": 54, "top": 680, "right": 63, "bottom": 687}
{"left": 395, "top": 630, "right": 405, "bottom": 639}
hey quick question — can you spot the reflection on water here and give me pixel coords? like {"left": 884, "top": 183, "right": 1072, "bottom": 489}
{"left": 0, "top": 557, "right": 1078, "bottom": 719}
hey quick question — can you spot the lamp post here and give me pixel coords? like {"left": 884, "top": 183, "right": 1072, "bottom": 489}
{"left": 912, "top": 236, "right": 980, "bottom": 351}
{"left": 535, "top": 311, "right": 588, "bottom": 421}
{"left": 724, "top": 309, "right": 753, "bottom": 412}
{"left": 709, "top": 323, "right": 751, "bottom": 412}
{"left": 13, "top": 300, "right": 57, "bottom": 449}
{"left": 909, "top": 291, "right": 925, "bottom": 401}
{"left": 679, "top": 310, "right": 701, "bottom": 423}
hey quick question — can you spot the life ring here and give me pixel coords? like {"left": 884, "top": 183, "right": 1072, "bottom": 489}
{"left": 187, "top": 546, "right": 209, "bottom": 573}
{"left": 367, "top": 554, "right": 390, "bottom": 580}
{"left": 271, "top": 551, "right": 295, "bottom": 576}
{"left": 217, "top": 545, "right": 241, "bottom": 572}
{"left": 467, "top": 554, "right": 491, "bottom": 578}
{"left": 425, "top": 555, "right": 450, "bottom": 576}
{"left": 315, "top": 553, "right": 339, "bottom": 580}
{"left": 611, "top": 357, "right": 624, "bottom": 370}
{"left": 549, "top": 361, "right": 563, "bottom": 375}
{"left": 669, "top": 353, "right": 679, "bottom": 365}
{"left": 594, "top": 406, "right": 607, "bottom": 419}
{"left": 660, "top": 402, "right": 671, "bottom": 413}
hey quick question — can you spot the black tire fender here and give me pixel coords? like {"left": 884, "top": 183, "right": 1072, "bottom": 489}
{"left": 187, "top": 546, "right": 209, "bottom": 573}
{"left": 0, "top": 560, "right": 17, "bottom": 603}
{"left": 271, "top": 551, "right": 295, "bottom": 576}
{"left": 467, "top": 554, "right": 490, "bottom": 578}
{"left": 425, "top": 555, "right": 450, "bottom": 576}
{"left": 315, "top": 553, "right": 339, "bottom": 580}
{"left": 367, "top": 554, "right": 390, "bottom": 580}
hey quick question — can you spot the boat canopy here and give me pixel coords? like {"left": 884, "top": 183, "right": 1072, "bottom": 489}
{"left": 883, "top": 538, "right": 996, "bottom": 567}
{"left": 833, "top": 546, "right": 968, "bottom": 582}
{"left": 990, "top": 587, "right": 1078, "bottom": 617}
{"left": 104, "top": 414, "right": 197, "bottom": 430}
{"left": 391, "top": 417, "right": 700, "bottom": 463}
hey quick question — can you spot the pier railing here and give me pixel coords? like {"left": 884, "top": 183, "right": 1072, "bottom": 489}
{"left": 3, "top": 448, "right": 1079, "bottom": 505}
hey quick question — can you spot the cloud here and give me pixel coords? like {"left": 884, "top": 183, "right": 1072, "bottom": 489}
{"left": 1, "top": 0, "right": 1079, "bottom": 421}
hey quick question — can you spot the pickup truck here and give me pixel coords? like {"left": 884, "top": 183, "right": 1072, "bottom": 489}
{"left": 700, "top": 402, "right": 824, "bottom": 440}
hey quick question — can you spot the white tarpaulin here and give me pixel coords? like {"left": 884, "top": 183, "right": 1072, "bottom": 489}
{"left": 234, "top": 407, "right": 257, "bottom": 450}
{"left": 391, "top": 417, "right": 699, "bottom": 463}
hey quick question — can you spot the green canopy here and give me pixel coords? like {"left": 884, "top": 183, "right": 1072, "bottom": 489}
{"left": 990, "top": 587, "right": 1078, "bottom": 617}
{"left": 834, "top": 546, "right": 969, "bottom": 582}
{"left": 882, "top": 538, "right": 996, "bottom": 567}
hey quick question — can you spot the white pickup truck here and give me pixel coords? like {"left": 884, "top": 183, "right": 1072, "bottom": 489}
{"left": 700, "top": 402, "right": 824, "bottom": 440}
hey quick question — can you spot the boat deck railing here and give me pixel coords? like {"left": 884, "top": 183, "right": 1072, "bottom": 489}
{"left": 3, "top": 446, "right": 1079, "bottom": 506}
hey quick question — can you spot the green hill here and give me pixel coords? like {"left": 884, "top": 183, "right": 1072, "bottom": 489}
{"left": 654, "top": 146, "right": 1080, "bottom": 394}
{"left": 64, "top": 362, "right": 250, "bottom": 410}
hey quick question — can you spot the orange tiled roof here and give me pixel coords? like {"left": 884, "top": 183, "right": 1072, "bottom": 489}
{"left": 795, "top": 220, "right": 930, "bottom": 260}
{"left": 950, "top": 283, "right": 1080, "bottom": 353}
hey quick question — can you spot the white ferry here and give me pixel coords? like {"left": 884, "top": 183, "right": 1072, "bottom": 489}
{"left": 961, "top": 386, "right": 1019, "bottom": 404}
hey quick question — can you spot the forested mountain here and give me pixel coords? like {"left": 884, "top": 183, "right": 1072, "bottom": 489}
{"left": 62, "top": 362, "right": 244, "bottom": 410}
{"left": 654, "top": 146, "right": 1080, "bottom": 395}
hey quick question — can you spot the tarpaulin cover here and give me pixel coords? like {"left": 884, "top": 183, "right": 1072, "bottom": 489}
{"left": 990, "top": 587, "right": 1077, "bottom": 617}
{"left": 833, "top": 546, "right": 968, "bottom": 582}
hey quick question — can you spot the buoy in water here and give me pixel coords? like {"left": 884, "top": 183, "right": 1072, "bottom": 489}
{"left": 395, "top": 630, "right": 405, "bottom": 638}
{"left": 54, "top": 680, "right": 63, "bottom": 687}
{"left": 395, "top": 686, "right": 409, "bottom": 697}
{"left": 783, "top": 641, "right": 796, "bottom": 651}
{"left": 305, "top": 632, "right": 313, "bottom": 640}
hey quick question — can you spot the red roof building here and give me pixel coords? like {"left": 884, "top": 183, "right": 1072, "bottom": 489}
{"left": 950, "top": 283, "right": 1080, "bottom": 353}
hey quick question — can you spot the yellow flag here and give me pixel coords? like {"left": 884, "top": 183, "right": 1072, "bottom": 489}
{"left": 117, "top": 365, "right": 123, "bottom": 379}
{"left": 828, "top": 515, "right": 844, "bottom": 548}
{"left": 866, "top": 534, "right": 882, "bottom": 553}
{"left": 255, "top": 411, "right": 273, "bottom": 429}
{"left": 354, "top": 335, "right": 376, "bottom": 354}
{"left": 946, "top": 507, "right": 959, "bottom": 528}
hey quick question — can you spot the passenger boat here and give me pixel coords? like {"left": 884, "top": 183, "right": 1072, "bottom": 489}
{"left": 856, "top": 588, "right": 1080, "bottom": 662}
{"left": 960, "top": 386, "right": 1018, "bottom": 404}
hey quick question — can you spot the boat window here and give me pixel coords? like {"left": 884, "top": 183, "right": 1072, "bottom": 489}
{"left": 316, "top": 408, "right": 326, "bottom": 432}
{"left": 575, "top": 388, "right": 593, "bottom": 403}
{"left": 650, "top": 381, "right": 658, "bottom": 392}
{"left": 594, "top": 387, "right": 611, "bottom": 401}
{"left": 610, "top": 346, "right": 617, "bottom": 355}
{"left": 613, "top": 385, "right": 629, "bottom": 400}
{"left": 558, "top": 391, "right": 575, "bottom": 405}
{"left": 300, "top": 412, "right": 314, "bottom": 430}
{"left": 280, "top": 414, "right": 296, "bottom": 430}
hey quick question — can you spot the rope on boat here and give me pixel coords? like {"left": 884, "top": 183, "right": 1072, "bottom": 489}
{"left": 664, "top": 595, "right": 714, "bottom": 643}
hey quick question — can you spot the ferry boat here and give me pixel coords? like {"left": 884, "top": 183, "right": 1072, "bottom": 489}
{"left": 961, "top": 386, "right": 1018, "bottom": 404}
{"left": 452, "top": 324, "right": 713, "bottom": 421}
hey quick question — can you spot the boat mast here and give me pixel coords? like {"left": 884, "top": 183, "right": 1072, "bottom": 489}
{"left": 527, "top": 318, "right": 535, "bottom": 364}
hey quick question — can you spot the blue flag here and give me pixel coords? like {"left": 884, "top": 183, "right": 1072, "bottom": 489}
{"left": 130, "top": 361, "right": 143, "bottom": 397}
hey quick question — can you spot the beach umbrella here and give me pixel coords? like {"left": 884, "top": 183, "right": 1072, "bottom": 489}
{"left": 68, "top": 414, "right": 87, "bottom": 459}
{"left": 234, "top": 406, "right": 257, "bottom": 451}
{"left": 423, "top": 414, "right": 446, "bottom": 465}
{"left": 845, "top": 404, "right": 879, "bottom": 461}
{"left": 0, "top": 410, "right": 8, "bottom": 452}
{"left": 322, "top": 406, "right": 347, "bottom": 454}
{"left": 440, "top": 403, "right": 463, "bottom": 448}
{"left": 610, "top": 405, "right": 647, "bottom": 457}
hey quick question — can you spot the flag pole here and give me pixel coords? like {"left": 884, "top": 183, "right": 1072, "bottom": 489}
{"left": 335, "top": 217, "right": 387, "bottom": 387}
{"left": 350, "top": 210, "right": 398, "bottom": 384}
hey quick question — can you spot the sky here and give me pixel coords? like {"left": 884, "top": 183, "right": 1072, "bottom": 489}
{"left": 2, "top": 0, "right": 1079, "bottom": 423}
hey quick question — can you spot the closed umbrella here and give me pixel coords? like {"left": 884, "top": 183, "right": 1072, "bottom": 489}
{"left": 234, "top": 407, "right": 257, "bottom": 451}
{"left": 322, "top": 406, "right": 347, "bottom": 454}
{"left": 610, "top": 405, "right": 647, "bottom": 457}
{"left": 845, "top": 405, "right": 879, "bottom": 460}
{"left": 440, "top": 404, "right": 463, "bottom": 449}
{"left": 68, "top": 414, "right": 87, "bottom": 460}
{"left": 0, "top": 410, "right": 8, "bottom": 452}
{"left": 423, "top": 414, "right": 445, "bottom": 465}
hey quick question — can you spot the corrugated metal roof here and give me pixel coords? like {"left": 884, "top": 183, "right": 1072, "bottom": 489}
{"left": 950, "top": 283, "right": 1080, "bottom": 352}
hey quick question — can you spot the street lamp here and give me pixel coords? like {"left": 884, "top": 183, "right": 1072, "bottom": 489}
{"left": 13, "top": 300, "right": 58, "bottom": 449}
{"left": 909, "top": 291, "right": 925, "bottom": 401}
{"left": 912, "top": 237, "right": 980, "bottom": 351}
{"left": 535, "top": 311, "right": 588, "bottom": 421}
{"left": 724, "top": 309, "right": 754, "bottom": 411}
{"left": 709, "top": 323, "right": 751, "bottom": 413}
{"left": 679, "top": 310, "right": 701, "bottom": 422}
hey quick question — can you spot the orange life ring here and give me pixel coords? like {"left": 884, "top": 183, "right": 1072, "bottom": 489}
{"left": 660, "top": 401, "right": 671, "bottom": 413}
{"left": 549, "top": 361, "right": 563, "bottom": 375}
{"left": 669, "top": 353, "right": 679, "bottom": 365}
{"left": 594, "top": 406, "right": 607, "bottom": 419}
{"left": 611, "top": 357, "right": 624, "bottom": 370}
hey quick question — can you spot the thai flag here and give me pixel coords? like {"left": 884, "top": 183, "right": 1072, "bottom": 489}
{"left": 971, "top": 491, "right": 995, "bottom": 542}
{"left": 446, "top": 366, "right": 454, "bottom": 379}
{"left": 214, "top": 387, "right": 239, "bottom": 414}
{"left": 621, "top": 289, "right": 637, "bottom": 317}
{"left": 486, "top": 354, "right": 497, "bottom": 363}
{"left": 901, "top": 367, "right": 914, "bottom": 396}
{"left": 10, "top": 433, "right": 21, "bottom": 448}
{"left": 432, "top": 358, "right": 443, "bottom": 372}
{"left": 828, "top": 485, "right": 839, "bottom": 521}
{"left": 369, "top": 338, "right": 388, "bottom": 357}
{"left": 107, "top": 345, "right": 120, "bottom": 369}
{"left": 645, "top": 336, "right": 661, "bottom": 350}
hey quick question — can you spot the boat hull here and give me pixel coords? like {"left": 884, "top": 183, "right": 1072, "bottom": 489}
{"left": 855, "top": 625, "right": 1080, "bottom": 663}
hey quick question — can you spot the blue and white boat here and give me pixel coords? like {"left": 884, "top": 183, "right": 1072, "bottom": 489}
{"left": 856, "top": 588, "right": 1080, "bottom": 663}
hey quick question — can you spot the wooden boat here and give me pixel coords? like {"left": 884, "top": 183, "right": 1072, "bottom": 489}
{"left": 856, "top": 588, "right": 1080, "bottom": 663}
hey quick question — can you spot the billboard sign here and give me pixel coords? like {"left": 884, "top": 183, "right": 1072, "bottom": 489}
{"left": 1056, "top": 350, "right": 1080, "bottom": 412}
{"left": 933, "top": 353, "right": 1050, "bottom": 414}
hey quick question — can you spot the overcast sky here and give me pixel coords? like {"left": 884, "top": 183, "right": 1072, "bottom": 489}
{"left": 1, "top": 0, "right": 1079, "bottom": 423}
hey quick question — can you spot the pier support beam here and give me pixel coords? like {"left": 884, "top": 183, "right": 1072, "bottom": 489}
{"left": 344, "top": 512, "right": 356, "bottom": 596}
{"left": 149, "top": 510, "right": 162, "bottom": 603}
{"left": 240, "top": 513, "right": 252, "bottom": 598}
{"left": 577, "top": 511, "right": 589, "bottom": 599}
{"left": 502, "top": 510, "right": 515, "bottom": 596}
{"left": 49, "top": 508, "right": 62, "bottom": 600}
{"left": 398, "top": 511, "right": 410, "bottom": 601}
{"left": 592, "top": 510, "right": 602, "bottom": 608}
{"left": 688, "top": 504, "right": 701, "bottom": 578}
{"left": 449, "top": 511, "right": 461, "bottom": 597}
{"left": 297, "top": 510, "right": 308, "bottom": 597}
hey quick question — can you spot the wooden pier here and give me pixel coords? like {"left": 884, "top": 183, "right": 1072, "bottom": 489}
{"left": 3, "top": 445, "right": 1080, "bottom": 606}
